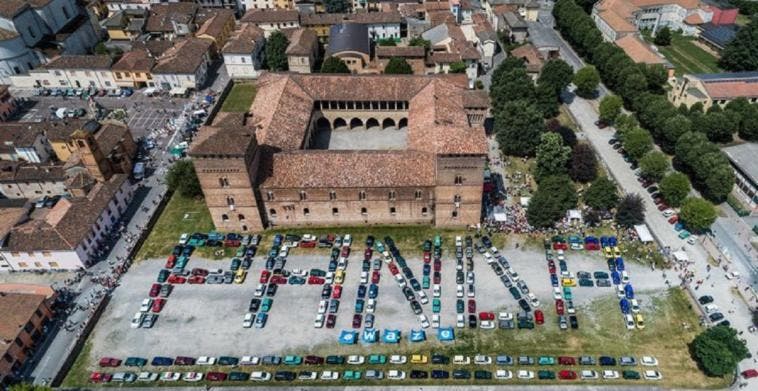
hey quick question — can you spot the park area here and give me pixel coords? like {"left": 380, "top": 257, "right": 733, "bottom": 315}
{"left": 646, "top": 33, "right": 721, "bottom": 75}
{"left": 219, "top": 83, "right": 256, "bottom": 113}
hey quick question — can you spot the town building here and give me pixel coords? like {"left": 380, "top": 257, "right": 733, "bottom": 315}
{"left": 0, "top": 123, "right": 52, "bottom": 163}
{"left": 190, "top": 73, "right": 489, "bottom": 231}
{"left": 327, "top": 24, "right": 372, "bottom": 73}
{"left": 300, "top": 11, "right": 404, "bottom": 41}
{"left": 721, "top": 143, "right": 758, "bottom": 212}
{"left": 0, "top": 162, "right": 67, "bottom": 200}
{"left": 103, "top": 0, "right": 152, "bottom": 14}
{"left": 482, "top": 0, "right": 540, "bottom": 26}
{"left": 102, "top": 8, "right": 147, "bottom": 40}
{"left": 498, "top": 11, "right": 528, "bottom": 43}
{"left": 422, "top": 22, "right": 480, "bottom": 80}
{"left": 0, "top": 86, "right": 17, "bottom": 122}
{"left": 285, "top": 28, "right": 319, "bottom": 73}
{"left": 152, "top": 38, "right": 212, "bottom": 93}
{"left": 244, "top": 0, "right": 295, "bottom": 10}
{"left": 510, "top": 43, "right": 544, "bottom": 78}
{"left": 144, "top": 2, "right": 200, "bottom": 40}
{"left": 27, "top": 55, "right": 116, "bottom": 90}
{"left": 240, "top": 8, "right": 300, "bottom": 37}
{"left": 195, "top": 8, "right": 237, "bottom": 55}
{"left": 698, "top": 22, "right": 738, "bottom": 52}
{"left": 668, "top": 71, "right": 758, "bottom": 110}
{"left": 222, "top": 23, "right": 266, "bottom": 79}
{"left": 0, "top": 285, "right": 55, "bottom": 386}
{"left": 111, "top": 47, "right": 157, "bottom": 88}
{"left": 375, "top": 46, "right": 426, "bottom": 74}
{"left": 614, "top": 34, "right": 674, "bottom": 77}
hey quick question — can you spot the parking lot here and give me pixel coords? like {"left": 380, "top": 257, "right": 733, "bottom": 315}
{"left": 86, "top": 237, "right": 666, "bottom": 360}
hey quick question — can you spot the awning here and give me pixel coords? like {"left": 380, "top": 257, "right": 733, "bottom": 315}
{"left": 169, "top": 86, "right": 187, "bottom": 96}
{"left": 634, "top": 224, "right": 654, "bottom": 243}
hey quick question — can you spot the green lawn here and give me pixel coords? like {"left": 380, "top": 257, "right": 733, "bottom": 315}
{"left": 219, "top": 83, "right": 256, "bottom": 113}
{"left": 648, "top": 34, "right": 721, "bottom": 75}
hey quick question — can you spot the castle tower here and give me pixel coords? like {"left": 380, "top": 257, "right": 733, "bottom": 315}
{"left": 68, "top": 129, "right": 112, "bottom": 182}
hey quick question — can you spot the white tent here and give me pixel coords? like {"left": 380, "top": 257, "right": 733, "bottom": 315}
{"left": 672, "top": 250, "right": 689, "bottom": 263}
{"left": 520, "top": 197, "right": 530, "bottom": 207}
{"left": 634, "top": 224, "right": 654, "bottom": 243}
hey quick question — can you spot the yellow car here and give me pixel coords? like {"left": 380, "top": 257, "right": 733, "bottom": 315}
{"left": 410, "top": 354, "right": 428, "bottom": 364}
{"left": 234, "top": 269, "right": 247, "bottom": 284}
{"left": 603, "top": 247, "right": 613, "bottom": 258}
{"left": 335, "top": 270, "right": 345, "bottom": 284}
{"left": 561, "top": 277, "right": 576, "bottom": 287}
{"left": 613, "top": 246, "right": 621, "bottom": 257}
{"left": 634, "top": 313, "right": 645, "bottom": 329}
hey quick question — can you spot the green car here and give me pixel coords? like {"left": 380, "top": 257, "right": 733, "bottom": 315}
{"left": 310, "top": 269, "right": 326, "bottom": 277}
{"left": 368, "top": 354, "right": 386, "bottom": 364}
{"left": 563, "top": 287, "right": 573, "bottom": 300}
{"left": 518, "top": 319, "right": 534, "bottom": 329}
{"left": 432, "top": 299, "right": 441, "bottom": 313}
{"left": 188, "top": 238, "right": 205, "bottom": 247}
{"left": 678, "top": 230, "right": 691, "bottom": 239}
{"left": 228, "top": 371, "right": 247, "bottom": 381}
{"left": 422, "top": 240, "right": 432, "bottom": 252}
{"left": 343, "top": 370, "right": 361, "bottom": 380}
{"left": 509, "top": 286, "right": 522, "bottom": 300}
{"left": 124, "top": 357, "right": 147, "bottom": 367}
{"left": 261, "top": 298, "right": 273, "bottom": 312}
{"left": 157, "top": 269, "right": 169, "bottom": 283}
{"left": 433, "top": 235, "right": 442, "bottom": 249}
{"left": 235, "top": 247, "right": 246, "bottom": 257}
{"left": 422, "top": 275, "right": 430, "bottom": 289}
{"left": 622, "top": 370, "right": 640, "bottom": 380}
{"left": 283, "top": 355, "right": 302, "bottom": 365}
{"left": 456, "top": 299, "right": 464, "bottom": 314}
{"left": 538, "top": 356, "right": 555, "bottom": 365}
{"left": 375, "top": 242, "right": 385, "bottom": 253}
{"left": 175, "top": 256, "right": 188, "bottom": 269}
{"left": 538, "top": 370, "right": 555, "bottom": 379}
{"left": 230, "top": 258, "right": 241, "bottom": 271}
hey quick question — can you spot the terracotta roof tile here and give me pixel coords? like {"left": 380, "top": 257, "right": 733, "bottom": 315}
{"left": 285, "top": 28, "right": 318, "bottom": 56}
{"left": 241, "top": 9, "right": 300, "bottom": 23}
{"left": 196, "top": 9, "right": 235, "bottom": 39}
{"left": 0, "top": 1, "right": 28, "bottom": 19}
{"left": 598, "top": 10, "right": 637, "bottom": 33}
{"left": 145, "top": 2, "right": 199, "bottom": 33}
{"left": 0, "top": 292, "right": 47, "bottom": 359}
{"left": 615, "top": 35, "right": 666, "bottom": 65}
{"left": 684, "top": 13, "right": 704, "bottom": 24}
{"left": 376, "top": 46, "right": 426, "bottom": 58}
{"left": 222, "top": 23, "right": 264, "bottom": 54}
{"left": 702, "top": 78, "right": 758, "bottom": 100}
{"left": 112, "top": 48, "right": 155, "bottom": 73}
{"left": 44, "top": 55, "right": 113, "bottom": 70}
{"left": 511, "top": 43, "right": 544, "bottom": 72}
{"left": 189, "top": 113, "right": 257, "bottom": 156}
{"left": 152, "top": 38, "right": 211, "bottom": 74}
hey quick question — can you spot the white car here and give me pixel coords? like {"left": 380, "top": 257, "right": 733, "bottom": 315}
{"left": 366, "top": 299, "right": 376, "bottom": 313}
{"left": 137, "top": 372, "right": 158, "bottom": 382}
{"left": 496, "top": 370, "right": 512, "bottom": 379}
{"left": 432, "top": 314, "right": 440, "bottom": 328}
{"left": 318, "top": 300, "right": 328, "bottom": 314}
{"left": 498, "top": 312, "right": 513, "bottom": 320}
{"left": 483, "top": 253, "right": 494, "bottom": 263}
{"left": 131, "top": 312, "right": 144, "bottom": 328}
{"left": 240, "top": 356, "right": 260, "bottom": 366}
{"left": 298, "top": 371, "right": 317, "bottom": 380}
{"left": 196, "top": 356, "right": 216, "bottom": 365}
{"left": 687, "top": 236, "right": 697, "bottom": 245}
{"left": 325, "top": 272, "right": 334, "bottom": 284}
{"left": 320, "top": 371, "right": 339, "bottom": 380}
{"left": 553, "top": 287, "right": 562, "bottom": 300}
{"left": 662, "top": 209, "right": 675, "bottom": 217}
{"left": 527, "top": 293, "right": 540, "bottom": 307}
{"left": 182, "top": 372, "right": 203, "bottom": 382}
{"left": 456, "top": 314, "right": 465, "bottom": 328}
{"left": 314, "top": 314, "right": 324, "bottom": 328}
{"left": 725, "top": 271, "right": 741, "bottom": 280}
{"left": 456, "top": 284, "right": 464, "bottom": 298}
{"left": 140, "top": 299, "right": 152, "bottom": 312}
{"left": 178, "top": 233, "right": 189, "bottom": 245}
{"left": 418, "top": 290, "right": 429, "bottom": 304}
{"left": 433, "top": 284, "right": 441, "bottom": 298}
{"left": 347, "top": 355, "right": 365, "bottom": 365}
{"left": 640, "top": 356, "right": 658, "bottom": 366}
{"left": 474, "top": 355, "right": 492, "bottom": 365}
{"left": 603, "top": 370, "right": 619, "bottom": 379}
{"left": 390, "top": 355, "right": 407, "bottom": 364}
{"left": 395, "top": 274, "right": 406, "bottom": 287}
{"left": 704, "top": 304, "right": 719, "bottom": 314}
{"left": 254, "top": 284, "right": 265, "bottom": 297}
{"left": 388, "top": 370, "right": 406, "bottom": 380}
{"left": 453, "top": 355, "right": 470, "bottom": 365}
{"left": 621, "top": 271, "right": 630, "bottom": 284}
{"left": 490, "top": 246, "right": 499, "bottom": 255}
{"left": 343, "top": 234, "right": 352, "bottom": 246}
{"left": 517, "top": 370, "right": 535, "bottom": 379}
{"left": 250, "top": 371, "right": 271, "bottom": 381}
{"left": 360, "top": 271, "right": 369, "bottom": 284}
{"left": 419, "top": 314, "right": 430, "bottom": 328}
{"left": 278, "top": 247, "right": 289, "bottom": 257}
{"left": 291, "top": 268, "right": 308, "bottom": 277}
{"left": 480, "top": 320, "right": 496, "bottom": 329}
{"left": 581, "top": 370, "right": 599, "bottom": 379}
{"left": 617, "top": 285, "right": 625, "bottom": 298}
{"left": 160, "top": 372, "right": 181, "bottom": 381}
{"left": 630, "top": 299, "right": 640, "bottom": 313}
{"left": 644, "top": 370, "right": 662, "bottom": 380}
{"left": 243, "top": 313, "right": 254, "bottom": 328}
{"left": 624, "top": 314, "right": 636, "bottom": 330}
{"left": 467, "top": 285, "right": 476, "bottom": 298}
{"left": 509, "top": 271, "right": 520, "bottom": 282}
{"left": 466, "top": 271, "right": 475, "bottom": 284}
{"left": 455, "top": 236, "right": 463, "bottom": 248}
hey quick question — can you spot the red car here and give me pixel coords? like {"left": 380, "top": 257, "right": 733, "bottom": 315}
{"left": 558, "top": 356, "right": 576, "bottom": 365}
{"left": 191, "top": 268, "right": 208, "bottom": 276}
{"left": 167, "top": 274, "right": 186, "bottom": 284}
{"left": 371, "top": 271, "right": 381, "bottom": 284}
{"left": 304, "top": 355, "right": 324, "bottom": 365}
{"left": 559, "top": 370, "right": 577, "bottom": 380}
{"left": 352, "top": 314, "right": 362, "bottom": 329}
{"left": 260, "top": 270, "right": 271, "bottom": 283}
{"left": 741, "top": 369, "right": 758, "bottom": 379}
{"left": 270, "top": 275, "right": 287, "bottom": 284}
{"left": 89, "top": 372, "right": 112, "bottom": 383}
{"left": 175, "top": 356, "right": 195, "bottom": 366}
{"left": 206, "top": 372, "right": 228, "bottom": 381}
{"left": 307, "top": 276, "right": 325, "bottom": 285}
{"left": 388, "top": 263, "right": 399, "bottom": 275}
{"left": 433, "top": 260, "right": 441, "bottom": 272}
{"left": 657, "top": 204, "right": 668, "bottom": 211}
{"left": 478, "top": 312, "right": 495, "bottom": 321}
{"left": 149, "top": 283, "right": 161, "bottom": 297}
{"left": 326, "top": 314, "right": 336, "bottom": 328}
{"left": 555, "top": 299, "right": 565, "bottom": 315}
{"left": 468, "top": 299, "right": 476, "bottom": 313}
{"left": 340, "top": 247, "right": 350, "bottom": 258}
{"left": 224, "top": 239, "right": 240, "bottom": 247}
{"left": 548, "top": 260, "right": 556, "bottom": 274}
{"left": 300, "top": 240, "right": 317, "bottom": 248}
{"left": 668, "top": 215, "right": 679, "bottom": 224}
{"left": 188, "top": 275, "right": 205, "bottom": 284}
{"left": 165, "top": 255, "right": 176, "bottom": 268}
{"left": 423, "top": 252, "right": 431, "bottom": 263}
{"left": 332, "top": 285, "right": 342, "bottom": 299}
{"left": 98, "top": 357, "right": 121, "bottom": 367}
{"left": 151, "top": 298, "right": 166, "bottom": 313}
{"left": 553, "top": 242, "right": 568, "bottom": 250}
{"left": 534, "top": 310, "right": 545, "bottom": 325}
{"left": 364, "top": 248, "right": 373, "bottom": 260}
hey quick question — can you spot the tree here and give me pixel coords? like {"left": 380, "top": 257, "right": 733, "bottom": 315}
{"left": 490, "top": 67, "right": 536, "bottom": 111}
{"left": 614, "top": 114, "right": 639, "bottom": 141}
{"left": 654, "top": 26, "right": 672, "bottom": 46}
{"left": 569, "top": 143, "right": 598, "bottom": 183}
{"left": 265, "top": 30, "right": 289, "bottom": 71}
{"left": 449, "top": 61, "right": 467, "bottom": 73}
{"left": 599, "top": 95, "right": 623, "bottom": 124}
{"left": 167, "top": 160, "right": 202, "bottom": 198}
{"left": 536, "top": 83, "right": 560, "bottom": 118}
{"left": 324, "top": 0, "right": 349, "bottom": 13}
{"left": 320, "top": 56, "right": 350, "bottom": 73}
{"left": 660, "top": 114, "right": 691, "bottom": 152}
{"left": 639, "top": 151, "right": 669, "bottom": 182}
{"left": 547, "top": 119, "right": 577, "bottom": 147}
{"left": 573, "top": 66, "right": 600, "bottom": 98}
{"left": 615, "top": 193, "right": 645, "bottom": 228}
{"left": 720, "top": 14, "right": 758, "bottom": 72}
{"left": 536, "top": 132, "right": 571, "bottom": 180}
{"left": 9, "top": 384, "right": 52, "bottom": 391}
{"left": 384, "top": 57, "right": 413, "bottom": 74}
{"left": 584, "top": 176, "right": 619, "bottom": 210}
{"left": 538, "top": 59, "right": 574, "bottom": 96}
{"left": 692, "top": 325, "right": 749, "bottom": 377}
{"left": 409, "top": 36, "right": 431, "bottom": 49}
{"left": 693, "top": 111, "right": 738, "bottom": 143}
{"left": 94, "top": 42, "right": 109, "bottom": 55}
{"left": 726, "top": 98, "right": 758, "bottom": 141}
{"left": 494, "top": 100, "right": 544, "bottom": 156}
{"left": 658, "top": 173, "right": 690, "bottom": 207}
{"left": 680, "top": 197, "right": 717, "bottom": 232}
{"left": 526, "top": 175, "right": 578, "bottom": 228}
{"left": 622, "top": 127, "right": 654, "bottom": 161}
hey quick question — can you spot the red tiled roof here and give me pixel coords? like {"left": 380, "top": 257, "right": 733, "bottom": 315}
{"left": 702, "top": 79, "right": 758, "bottom": 100}
{"left": 615, "top": 35, "right": 666, "bottom": 65}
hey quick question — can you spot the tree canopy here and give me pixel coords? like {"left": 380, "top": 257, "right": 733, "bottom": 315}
{"left": 720, "top": 15, "right": 758, "bottom": 72}
{"left": 538, "top": 59, "right": 574, "bottom": 96}
{"left": 658, "top": 172, "right": 690, "bottom": 208}
{"left": 535, "top": 132, "right": 571, "bottom": 180}
{"left": 573, "top": 66, "right": 600, "bottom": 98}
{"left": 409, "top": 36, "right": 431, "bottom": 49}
{"left": 622, "top": 127, "right": 654, "bottom": 161}
{"left": 494, "top": 100, "right": 544, "bottom": 156}
{"left": 653, "top": 27, "right": 672, "bottom": 46}
{"left": 680, "top": 197, "right": 717, "bottom": 232}
{"left": 324, "top": 0, "right": 349, "bottom": 13}
{"left": 639, "top": 151, "right": 669, "bottom": 182}
{"left": 384, "top": 57, "right": 413, "bottom": 74}
{"left": 265, "top": 30, "right": 289, "bottom": 71}
{"left": 569, "top": 143, "right": 598, "bottom": 183}
{"left": 692, "top": 325, "right": 749, "bottom": 377}
{"left": 615, "top": 193, "right": 645, "bottom": 228}
{"left": 526, "top": 175, "right": 578, "bottom": 228}
{"left": 584, "top": 176, "right": 619, "bottom": 210}
{"left": 320, "top": 56, "right": 350, "bottom": 73}
{"left": 167, "top": 160, "right": 202, "bottom": 198}
{"left": 599, "top": 95, "right": 623, "bottom": 124}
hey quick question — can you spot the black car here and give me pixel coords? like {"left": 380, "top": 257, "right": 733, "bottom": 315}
{"left": 384, "top": 236, "right": 395, "bottom": 249}
{"left": 409, "top": 278, "right": 421, "bottom": 291}
{"left": 431, "top": 354, "right": 449, "bottom": 364}
{"left": 266, "top": 284, "right": 278, "bottom": 297}
{"left": 241, "top": 258, "right": 252, "bottom": 270}
{"left": 468, "top": 314, "right": 477, "bottom": 328}
{"left": 228, "top": 371, "right": 247, "bottom": 381}
{"left": 402, "top": 287, "right": 415, "bottom": 301}
{"left": 366, "top": 235, "right": 375, "bottom": 248}
{"left": 709, "top": 312, "right": 724, "bottom": 322}
{"left": 456, "top": 271, "right": 464, "bottom": 284}
{"left": 326, "top": 355, "right": 344, "bottom": 365}
{"left": 481, "top": 236, "right": 492, "bottom": 247}
{"left": 569, "top": 315, "right": 578, "bottom": 329}
{"left": 218, "top": 356, "right": 239, "bottom": 366}
{"left": 410, "top": 370, "right": 428, "bottom": 379}
{"left": 452, "top": 369, "right": 471, "bottom": 379}
{"left": 431, "top": 370, "right": 449, "bottom": 379}
{"left": 357, "top": 285, "right": 367, "bottom": 299}
{"left": 321, "top": 285, "right": 332, "bottom": 299}
{"left": 274, "top": 371, "right": 295, "bottom": 381}
{"left": 265, "top": 257, "right": 275, "bottom": 269}
{"left": 474, "top": 370, "right": 492, "bottom": 380}
{"left": 698, "top": 295, "right": 714, "bottom": 305}
{"left": 362, "top": 260, "right": 370, "bottom": 272}
{"left": 410, "top": 300, "right": 422, "bottom": 315}
{"left": 646, "top": 186, "right": 658, "bottom": 194}
{"left": 518, "top": 298, "right": 531, "bottom": 312}
{"left": 328, "top": 260, "right": 337, "bottom": 272}
{"left": 599, "top": 356, "right": 617, "bottom": 366}
{"left": 465, "top": 236, "right": 473, "bottom": 248}
{"left": 249, "top": 298, "right": 261, "bottom": 312}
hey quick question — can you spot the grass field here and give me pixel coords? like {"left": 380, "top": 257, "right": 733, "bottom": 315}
{"left": 135, "top": 194, "right": 214, "bottom": 261}
{"left": 647, "top": 33, "right": 721, "bottom": 75}
{"left": 62, "top": 289, "right": 730, "bottom": 388}
{"left": 219, "top": 83, "right": 256, "bottom": 113}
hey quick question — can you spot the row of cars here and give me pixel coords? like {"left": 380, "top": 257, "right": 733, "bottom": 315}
{"left": 381, "top": 236, "right": 432, "bottom": 328}
{"left": 545, "top": 250, "right": 580, "bottom": 331}
{"left": 598, "top": 237, "right": 646, "bottom": 330}
{"left": 696, "top": 295, "right": 731, "bottom": 326}
{"left": 242, "top": 234, "right": 296, "bottom": 329}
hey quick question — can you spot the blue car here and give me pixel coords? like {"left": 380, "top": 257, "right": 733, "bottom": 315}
{"left": 355, "top": 299, "right": 364, "bottom": 313}
{"left": 357, "top": 285, "right": 367, "bottom": 299}
{"left": 273, "top": 234, "right": 283, "bottom": 247}
{"left": 368, "top": 284, "right": 379, "bottom": 299}
{"left": 550, "top": 274, "right": 559, "bottom": 287}
{"left": 609, "top": 236, "right": 617, "bottom": 247}
{"left": 616, "top": 257, "right": 625, "bottom": 271}
{"left": 152, "top": 356, "right": 174, "bottom": 366}
{"left": 600, "top": 236, "right": 609, "bottom": 248}
{"left": 624, "top": 284, "right": 634, "bottom": 299}
{"left": 619, "top": 298, "right": 630, "bottom": 314}
{"left": 674, "top": 223, "right": 684, "bottom": 232}
{"left": 611, "top": 271, "right": 621, "bottom": 285}
{"left": 423, "top": 264, "right": 431, "bottom": 275}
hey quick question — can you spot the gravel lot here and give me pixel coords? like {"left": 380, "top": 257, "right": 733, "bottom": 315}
{"left": 87, "top": 240, "right": 666, "bottom": 360}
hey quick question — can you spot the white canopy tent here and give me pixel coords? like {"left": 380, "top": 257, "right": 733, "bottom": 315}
{"left": 634, "top": 224, "right": 654, "bottom": 243}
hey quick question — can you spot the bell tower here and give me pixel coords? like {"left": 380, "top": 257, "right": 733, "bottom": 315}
{"left": 69, "top": 129, "right": 112, "bottom": 182}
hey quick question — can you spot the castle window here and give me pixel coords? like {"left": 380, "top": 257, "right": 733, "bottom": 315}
{"left": 329, "top": 191, "right": 337, "bottom": 200}
{"left": 238, "top": 214, "right": 245, "bottom": 221}
{"left": 332, "top": 207, "right": 339, "bottom": 216}
{"left": 358, "top": 191, "right": 366, "bottom": 200}
{"left": 422, "top": 207, "right": 428, "bottom": 215}
{"left": 303, "top": 208, "right": 310, "bottom": 216}
{"left": 219, "top": 177, "right": 229, "bottom": 187}
{"left": 454, "top": 194, "right": 461, "bottom": 203}
{"left": 452, "top": 210, "right": 458, "bottom": 218}
{"left": 221, "top": 214, "right": 229, "bottom": 221}
{"left": 226, "top": 196, "right": 235, "bottom": 206}
{"left": 361, "top": 207, "right": 367, "bottom": 215}
{"left": 415, "top": 190, "right": 422, "bottom": 200}
{"left": 266, "top": 191, "right": 274, "bottom": 201}
{"left": 299, "top": 190, "right": 307, "bottom": 200}
{"left": 388, "top": 190, "right": 396, "bottom": 201}
{"left": 454, "top": 175, "right": 463, "bottom": 185}
{"left": 390, "top": 207, "right": 396, "bottom": 215}
{"left": 269, "top": 208, "right": 277, "bottom": 217}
